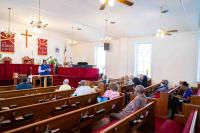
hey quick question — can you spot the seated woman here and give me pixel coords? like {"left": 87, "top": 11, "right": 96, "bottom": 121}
{"left": 97, "top": 82, "right": 120, "bottom": 102}
{"left": 110, "top": 85, "right": 147, "bottom": 120}
{"left": 132, "top": 77, "right": 142, "bottom": 87}
{"left": 103, "top": 82, "right": 120, "bottom": 100}
{"left": 156, "top": 80, "right": 169, "bottom": 92}
{"left": 140, "top": 74, "right": 148, "bottom": 87}
{"left": 170, "top": 81, "right": 193, "bottom": 119}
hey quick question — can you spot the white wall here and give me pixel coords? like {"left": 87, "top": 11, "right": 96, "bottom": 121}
{"left": 71, "top": 31, "right": 200, "bottom": 86}
{"left": 0, "top": 20, "right": 71, "bottom": 64}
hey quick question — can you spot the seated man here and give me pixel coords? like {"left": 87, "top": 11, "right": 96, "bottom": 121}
{"left": 72, "top": 80, "right": 96, "bottom": 96}
{"left": 156, "top": 80, "right": 169, "bottom": 92}
{"left": 58, "top": 79, "right": 71, "bottom": 91}
{"left": 16, "top": 77, "right": 33, "bottom": 90}
{"left": 110, "top": 85, "right": 147, "bottom": 120}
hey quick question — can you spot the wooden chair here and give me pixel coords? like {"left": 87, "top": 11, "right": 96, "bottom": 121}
{"left": 22, "top": 56, "right": 34, "bottom": 64}
{"left": 2, "top": 57, "right": 12, "bottom": 64}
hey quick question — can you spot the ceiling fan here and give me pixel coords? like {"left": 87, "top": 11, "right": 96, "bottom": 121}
{"left": 99, "top": 0, "right": 134, "bottom": 10}
{"left": 156, "top": 6, "right": 178, "bottom": 37}
{"left": 156, "top": 29, "right": 178, "bottom": 37}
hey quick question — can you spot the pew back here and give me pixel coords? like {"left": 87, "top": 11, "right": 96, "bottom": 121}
{"left": 0, "top": 92, "right": 99, "bottom": 132}
{"left": 0, "top": 86, "right": 59, "bottom": 99}
{"left": 100, "top": 102, "right": 155, "bottom": 133}
{"left": 0, "top": 85, "right": 16, "bottom": 92}
{"left": 0, "top": 89, "right": 75, "bottom": 109}
{"left": 5, "top": 96, "right": 124, "bottom": 133}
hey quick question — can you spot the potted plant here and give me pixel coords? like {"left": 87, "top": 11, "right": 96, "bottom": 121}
{"left": 46, "top": 56, "right": 59, "bottom": 74}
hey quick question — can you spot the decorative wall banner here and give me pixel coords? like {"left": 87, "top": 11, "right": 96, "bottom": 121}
{"left": 38, "top": 38, "right": 47, "bottom": 55}
{"left": 0, "top": 32, "right": 15, "bottom": 53}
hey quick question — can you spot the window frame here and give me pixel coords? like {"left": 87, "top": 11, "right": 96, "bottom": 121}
{"left": 134, "top": 42, "right": 152, "bottom": 77}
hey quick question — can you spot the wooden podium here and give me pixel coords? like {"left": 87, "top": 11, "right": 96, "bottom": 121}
{"left": 32, "top": 75, "right": 53, "bottom": 88}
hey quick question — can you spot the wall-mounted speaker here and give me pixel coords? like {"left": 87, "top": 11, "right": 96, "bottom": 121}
{"left": 104, "top": 43, "right": 110, "bottom": 51}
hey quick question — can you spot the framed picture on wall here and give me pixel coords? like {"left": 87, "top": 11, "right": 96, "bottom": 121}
{"left": 55, "top": 47, "right": 60, "bottom": 55}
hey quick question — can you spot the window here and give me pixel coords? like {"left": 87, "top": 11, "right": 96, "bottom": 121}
{"left": 135, "top": 43, "right": 152, "bottom": 77}
{"left": 95, "top": 46, "right": 105, "bottom": 74}
{"left": 197, "top": 40, "right": 200, "bottom": 81}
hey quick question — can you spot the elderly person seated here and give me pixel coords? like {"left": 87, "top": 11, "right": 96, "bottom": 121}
{"left": 102, "top": 82, "right": 120, "bottom": 100}
{"left": 16, "top": 77, "right": 33, "bottom": 90}
{"left": 58, "top": 79, "right": 71, "bottom": 91}
{"left": 110, "top": 85, "right": 147, "bottom": 120}
{"left": 156, "top": 80, "right": 169, "bottom": 92}
{"left": 72, "top": 80, "right": 96, "bottom": 96}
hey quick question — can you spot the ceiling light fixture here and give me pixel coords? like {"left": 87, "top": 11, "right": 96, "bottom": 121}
{"left": 101, "top": 19, "right": 115, "bottom": 42}
{"left": 29, "top": 0, "right": 48, "bottom": 28}
{"left": 67, "top": 27, "right": 81, "bottom": 45}
{"left": 2, "top": 8, "right": 15, "bottom": 35}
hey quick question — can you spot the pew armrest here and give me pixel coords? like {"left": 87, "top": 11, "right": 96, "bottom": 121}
{"left": 174, "top": 114, "right": 185, "bottom": 124}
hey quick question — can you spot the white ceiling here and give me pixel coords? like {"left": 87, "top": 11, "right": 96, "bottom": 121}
{"left": 0, "top": 0, "right": 199, "bottom": 42}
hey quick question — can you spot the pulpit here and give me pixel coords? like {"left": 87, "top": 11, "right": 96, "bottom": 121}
{"left": 31, "top": 75, "right": 53, "bottom": 88}
{"left": 2, "top": 57, "right": 12, "bottom": 64}
{"left": 22, "top": 56, "right": 34, "bottom": 64}
{"left": 13, "top": 73, "right": 28, "bottom": 85}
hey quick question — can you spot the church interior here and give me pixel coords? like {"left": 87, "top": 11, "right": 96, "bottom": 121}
{"left": 0, "top": 0, "right": 200, "bottom": 133}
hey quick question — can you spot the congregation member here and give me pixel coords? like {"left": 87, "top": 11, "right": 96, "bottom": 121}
{"left": 72, "top": 80, "right": 96, "bottom": 96}
{"left": 132, "top": 77, "right": 142, "bottom": 87}
{"left": 102, "top": 82, "right": 120, "bottom": 100}
{"left": 139, "top": 74, "right": 148, "bottom": 87}
{"left": 156, "top": 80, "right": 169, "bottom": 92}
{"left": 101, "top": 75, "right": 109, "bottom": 84}
{"left": 123, "top": 75, "right": 129, "bottom": 85}
{"left": 16, "top": 77, "right": 33, "bottom": 90}
{"left": 170, "top": 81, "right": 193, "bottom": 119}
{"left": 38, "top": 60, "right": 51, "bottom": 87}
{"left": 110, "top": 85, "right": 147, "bottom": 120}
{"left": 58, "top": 79, "right": 72, "bottom": 91}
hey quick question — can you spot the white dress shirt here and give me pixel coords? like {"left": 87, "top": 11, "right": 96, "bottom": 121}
{"left": 72, "top": 86, "right": 96, "bottom": 96}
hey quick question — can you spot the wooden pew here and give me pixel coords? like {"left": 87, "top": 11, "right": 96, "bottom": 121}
{"left": 4, "top": 96, "right": 124, "bottom": 133}
{"left": 129, "top": 83, "right": 177, "bottom": 118}
{"left": 0, "top": 86, "right": 60, "bottom": 99}
{"left": 144, "top": 83, "right": 161, "bottom": 96}
{"left": 119, "top": 84, "right": 134, "bottom": 93}
{"left": 190, "top": 85, "right": 200, "bottom": 105}
{"left": 0, "top": 89, "right": 75, "bottom": 110}
{"left": 99, "top": 102, "right": 155, "bottom": 133}
{"left": 157, "top": 103, "right": 200, "bottom": 133}
{"left": 0, "top": 92, "right": 100, "bottom": 132}
{"left": 0, "top": 86, "right": 16, "bottom": 92}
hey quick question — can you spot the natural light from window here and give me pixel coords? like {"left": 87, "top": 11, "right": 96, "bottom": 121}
{"left": 135, "top": 43, "right": 152, "bottom": 77}
{"left": 95, "top": 46, "right": 105, "bottom": 74}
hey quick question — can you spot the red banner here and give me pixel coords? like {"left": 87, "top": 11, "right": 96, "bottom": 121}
{"left": 38, "top": 38, "right": 47, "bottom": 55}
{"left": 0, "top": 32, "right": 15, "bottom": 53}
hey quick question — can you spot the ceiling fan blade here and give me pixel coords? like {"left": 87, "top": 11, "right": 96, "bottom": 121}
{"left": 167, "top": 29, "right": 178, "bottom": 32}
{"left": 117, "top": 0, "right": 134, "bottom": 6}
{"left": 99, "top": 3, "right": 106, "bottom": 10}
{"left": 165, "top": 32, "right": 172, "bottom": 36}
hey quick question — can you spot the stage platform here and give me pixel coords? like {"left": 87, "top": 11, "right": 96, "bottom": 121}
{"left": 0, "top": 64, "right": 99, "bottom": 87}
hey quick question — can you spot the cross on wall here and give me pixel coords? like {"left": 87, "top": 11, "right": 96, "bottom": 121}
{"left": 21, "top": 29, "right": 32, "bottom": 48}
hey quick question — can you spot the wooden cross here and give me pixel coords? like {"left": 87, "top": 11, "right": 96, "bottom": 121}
{"left": 21, "top": 30, "right": 32, "bottom": 48}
